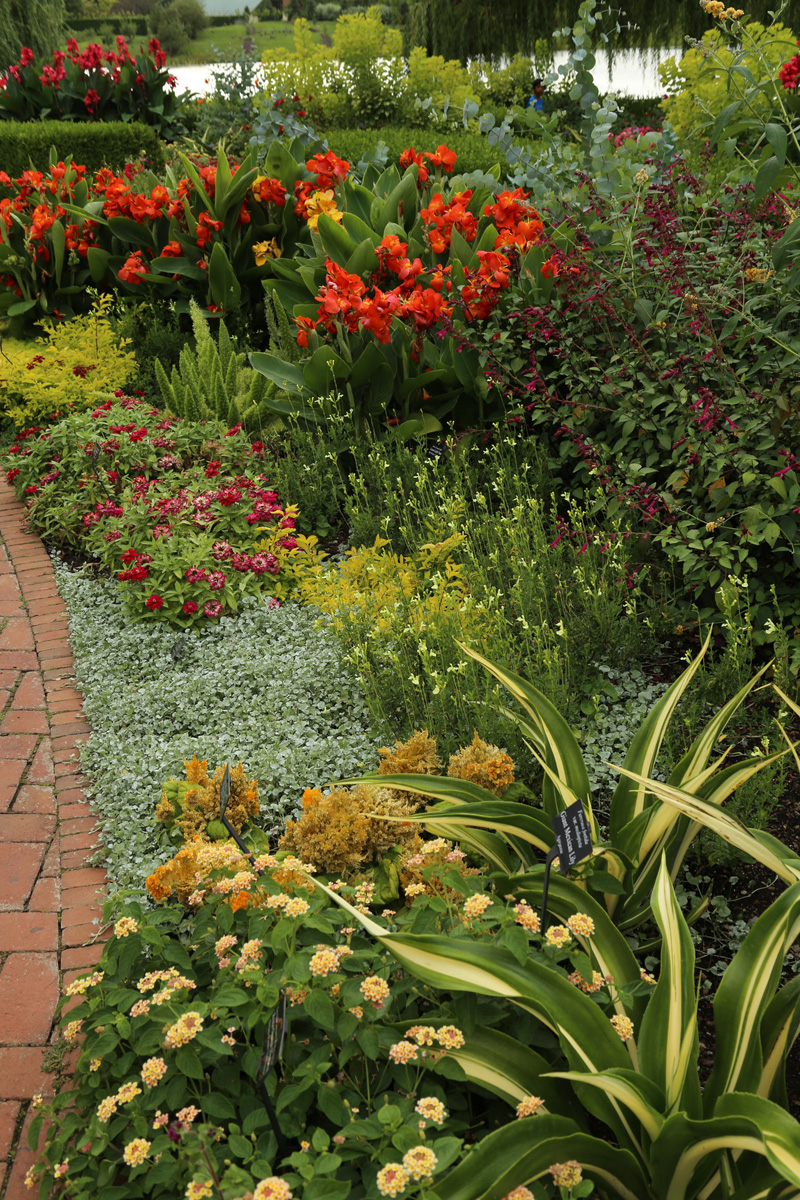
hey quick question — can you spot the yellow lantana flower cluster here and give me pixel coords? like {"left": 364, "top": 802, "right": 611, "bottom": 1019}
{"left": 164, "top": 1011, "right": 204, "bottom": 1049}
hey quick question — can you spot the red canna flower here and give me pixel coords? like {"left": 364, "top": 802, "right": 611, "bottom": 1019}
{"left": 425, "top": 144, "right": 457, "bottom": 172}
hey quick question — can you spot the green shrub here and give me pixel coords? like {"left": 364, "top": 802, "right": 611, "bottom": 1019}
{"left": 5, "top": 121, "right": 161, "bottom": 176}
{"left": 151, "top": 0, "right": 208, "bottom": 40}
{"left": 660, "top": 19, "right": 797, "bottom": 141}
{"left": 0, "top": 121, "right": 163, "bottom": 179}
{"left": 65, "top": 14, "right": 149, "bottom": 33}
{"left": 322, "top": 124, "right": 502, "bottom": 172}
{"left": 149, "top": 7, "right": 188, "bottom": 52}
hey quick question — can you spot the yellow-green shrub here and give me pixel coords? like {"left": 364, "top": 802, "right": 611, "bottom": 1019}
{"left": 258, "top": 10, "right": 478, "bottom": 128}
{"left": 1, "top": 297, "right": 135, "bottom": 427}
{"left": 402, "top": 46, "right": 478, "bottom": 121}
{"left": 291, "top": 531, "right": 483, "bottom": 638}
{"left": 659, "top": 20, "right": 797, "bottom": 139}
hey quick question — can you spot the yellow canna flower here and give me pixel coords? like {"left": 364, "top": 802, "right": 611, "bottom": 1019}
{"left": 253, "top": 239, "right": 282, "bottom": 266}
{"left": 305, "top": 189, "right": 343, "bottom": 231}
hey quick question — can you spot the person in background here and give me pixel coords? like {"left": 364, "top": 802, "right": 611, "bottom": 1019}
{"left": 527, "top": 78, "right": 545, "bottom": 111}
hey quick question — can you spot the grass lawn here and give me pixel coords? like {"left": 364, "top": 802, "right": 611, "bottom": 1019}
{"left": 71, "top": 19, "right": 338, "bottom": 65}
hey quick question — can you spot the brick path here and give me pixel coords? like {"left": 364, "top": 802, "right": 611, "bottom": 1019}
{"left": 0, "top": 482, "right": 107, "bottom": 1200}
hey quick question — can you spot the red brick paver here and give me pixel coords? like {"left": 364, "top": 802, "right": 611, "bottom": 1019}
{"left": 0, "top": 483, "right": 107, "bottom": 1198}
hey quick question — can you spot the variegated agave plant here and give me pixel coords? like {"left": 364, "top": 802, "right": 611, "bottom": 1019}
{"left": 344, "top": 631, "right": 800, "bottom": 932}
{"left": 315, "top": 861, "right": 800, "bottom": 1200}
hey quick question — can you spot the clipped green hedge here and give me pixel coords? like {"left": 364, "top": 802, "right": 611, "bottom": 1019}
{"left": 323, "top": 125, "right": 507, "bottom": 175}
{"left": 0, "top": 122, "right": 164, "bottom": 180}
{"left": 66, "top": 15, "right": 149, "bottom": 35}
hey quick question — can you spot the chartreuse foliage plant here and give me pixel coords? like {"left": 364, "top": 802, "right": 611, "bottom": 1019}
{"left": 0, "top": 295, "right": 135, "bottom": 425}
{"left": 343, "top": 634, "right": 800, "bottom": 932}
{"left": 256, "top": 11, "right": 480, "bottom": 129}
{"left": 659, "top": 16, "right": 798, "bottom": 145}
{"left": 319, "top": 860, "right": 800, "bottom": 1200}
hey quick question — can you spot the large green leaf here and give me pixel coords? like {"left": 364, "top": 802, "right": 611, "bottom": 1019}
{"left": 315, "top": 212, "right": 358, "bottom": 267}
{"left": 638, "top": 858, "right": 700, "bottom": 1117}
{"left": 302, "top": 345, "right": 350, "bottom": 391}
{"left": 438, "top": 1024, "right": 578, "bottom": 1117}
{"left": 106, "top": 216, "right": 157, "bottom": 250}
{"left": 51, "top": 219, "right": 65, "bottom": 286}
{"left": 208, "top": 242, "right": 242, "bottom": 311}
{"left": 609, "top": 630, "right": 711, "bottom": 840}
{"left": 546, "top": 1068, "right": 665, "bottom": 1141}
{"left": 435, "top": 1119, "right": 650, "bottom": 1200}
{"left": 610, "top": 768, "right": 800, "bottom": 886}
{"left": 378, "top": 169, "right": 419, "bottom": 232}
{"left": 704, "top": 883, "right": 800, "bottom": 1108}
{"left": 312, "top": 880, "right": 645, "bottom": 1149}
{"left": 86, "top": 247, "right": 110, "bottom": 284}
{"left": 457, "top": 643, "right": 592, "bottom": 825}
{"left": 497, "top": 870, "right": 646, "bottom": 1023}
{"left": 249, "top": 352, "right": 309, "bottom": 397}
{"left": 759, "top": 974, "right": 800, "bottom": 1107}
{"left": 652, "top": 1093, "right": 800, "bottom": 1200}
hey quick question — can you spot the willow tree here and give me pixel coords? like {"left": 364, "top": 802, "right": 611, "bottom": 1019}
{"left": 407, "top": 0, "right": 800, "bottom": 62}
{"left": 0, "top": 0, "right": 65, "bottom": 71}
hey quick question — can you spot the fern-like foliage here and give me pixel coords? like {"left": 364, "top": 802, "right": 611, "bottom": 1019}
{"left": 154, "top": 301, "right": 272, "bottom": 432}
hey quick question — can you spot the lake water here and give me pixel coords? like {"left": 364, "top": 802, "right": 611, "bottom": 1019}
{"left": 170, "top": 46, "right": 680, "bottom": 101}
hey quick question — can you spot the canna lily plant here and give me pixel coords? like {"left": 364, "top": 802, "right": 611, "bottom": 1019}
{"left": 343, "top": 631, "right": 800, "bottom": 931}
{"left": 313, "top": 859, "right": 800, "bottom": 1200}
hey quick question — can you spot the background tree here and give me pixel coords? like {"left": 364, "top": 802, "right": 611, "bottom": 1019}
{"left": 406, "top": 0, "right": 800, "bottom": 63}
{"left": 0, "top": 0, "right": 65, "bottom": 71}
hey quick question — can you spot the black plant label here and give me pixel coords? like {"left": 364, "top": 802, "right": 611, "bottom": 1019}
{"left": 551, "top": 801, "right": 592, "bottom": 872}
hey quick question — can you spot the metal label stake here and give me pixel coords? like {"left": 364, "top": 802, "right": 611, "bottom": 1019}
{"left": 256, "top": 994, "right": 289, "bottom": 1156}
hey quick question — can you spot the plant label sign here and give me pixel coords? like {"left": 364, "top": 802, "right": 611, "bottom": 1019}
{"left": 219, "top": 763, "right": 231, "bottom": 817}
{"left": 427, "top": 442, "right": 445, "bottom": 462}
{"left": 551, "top": 801, "right": 592, "bottom": 873}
